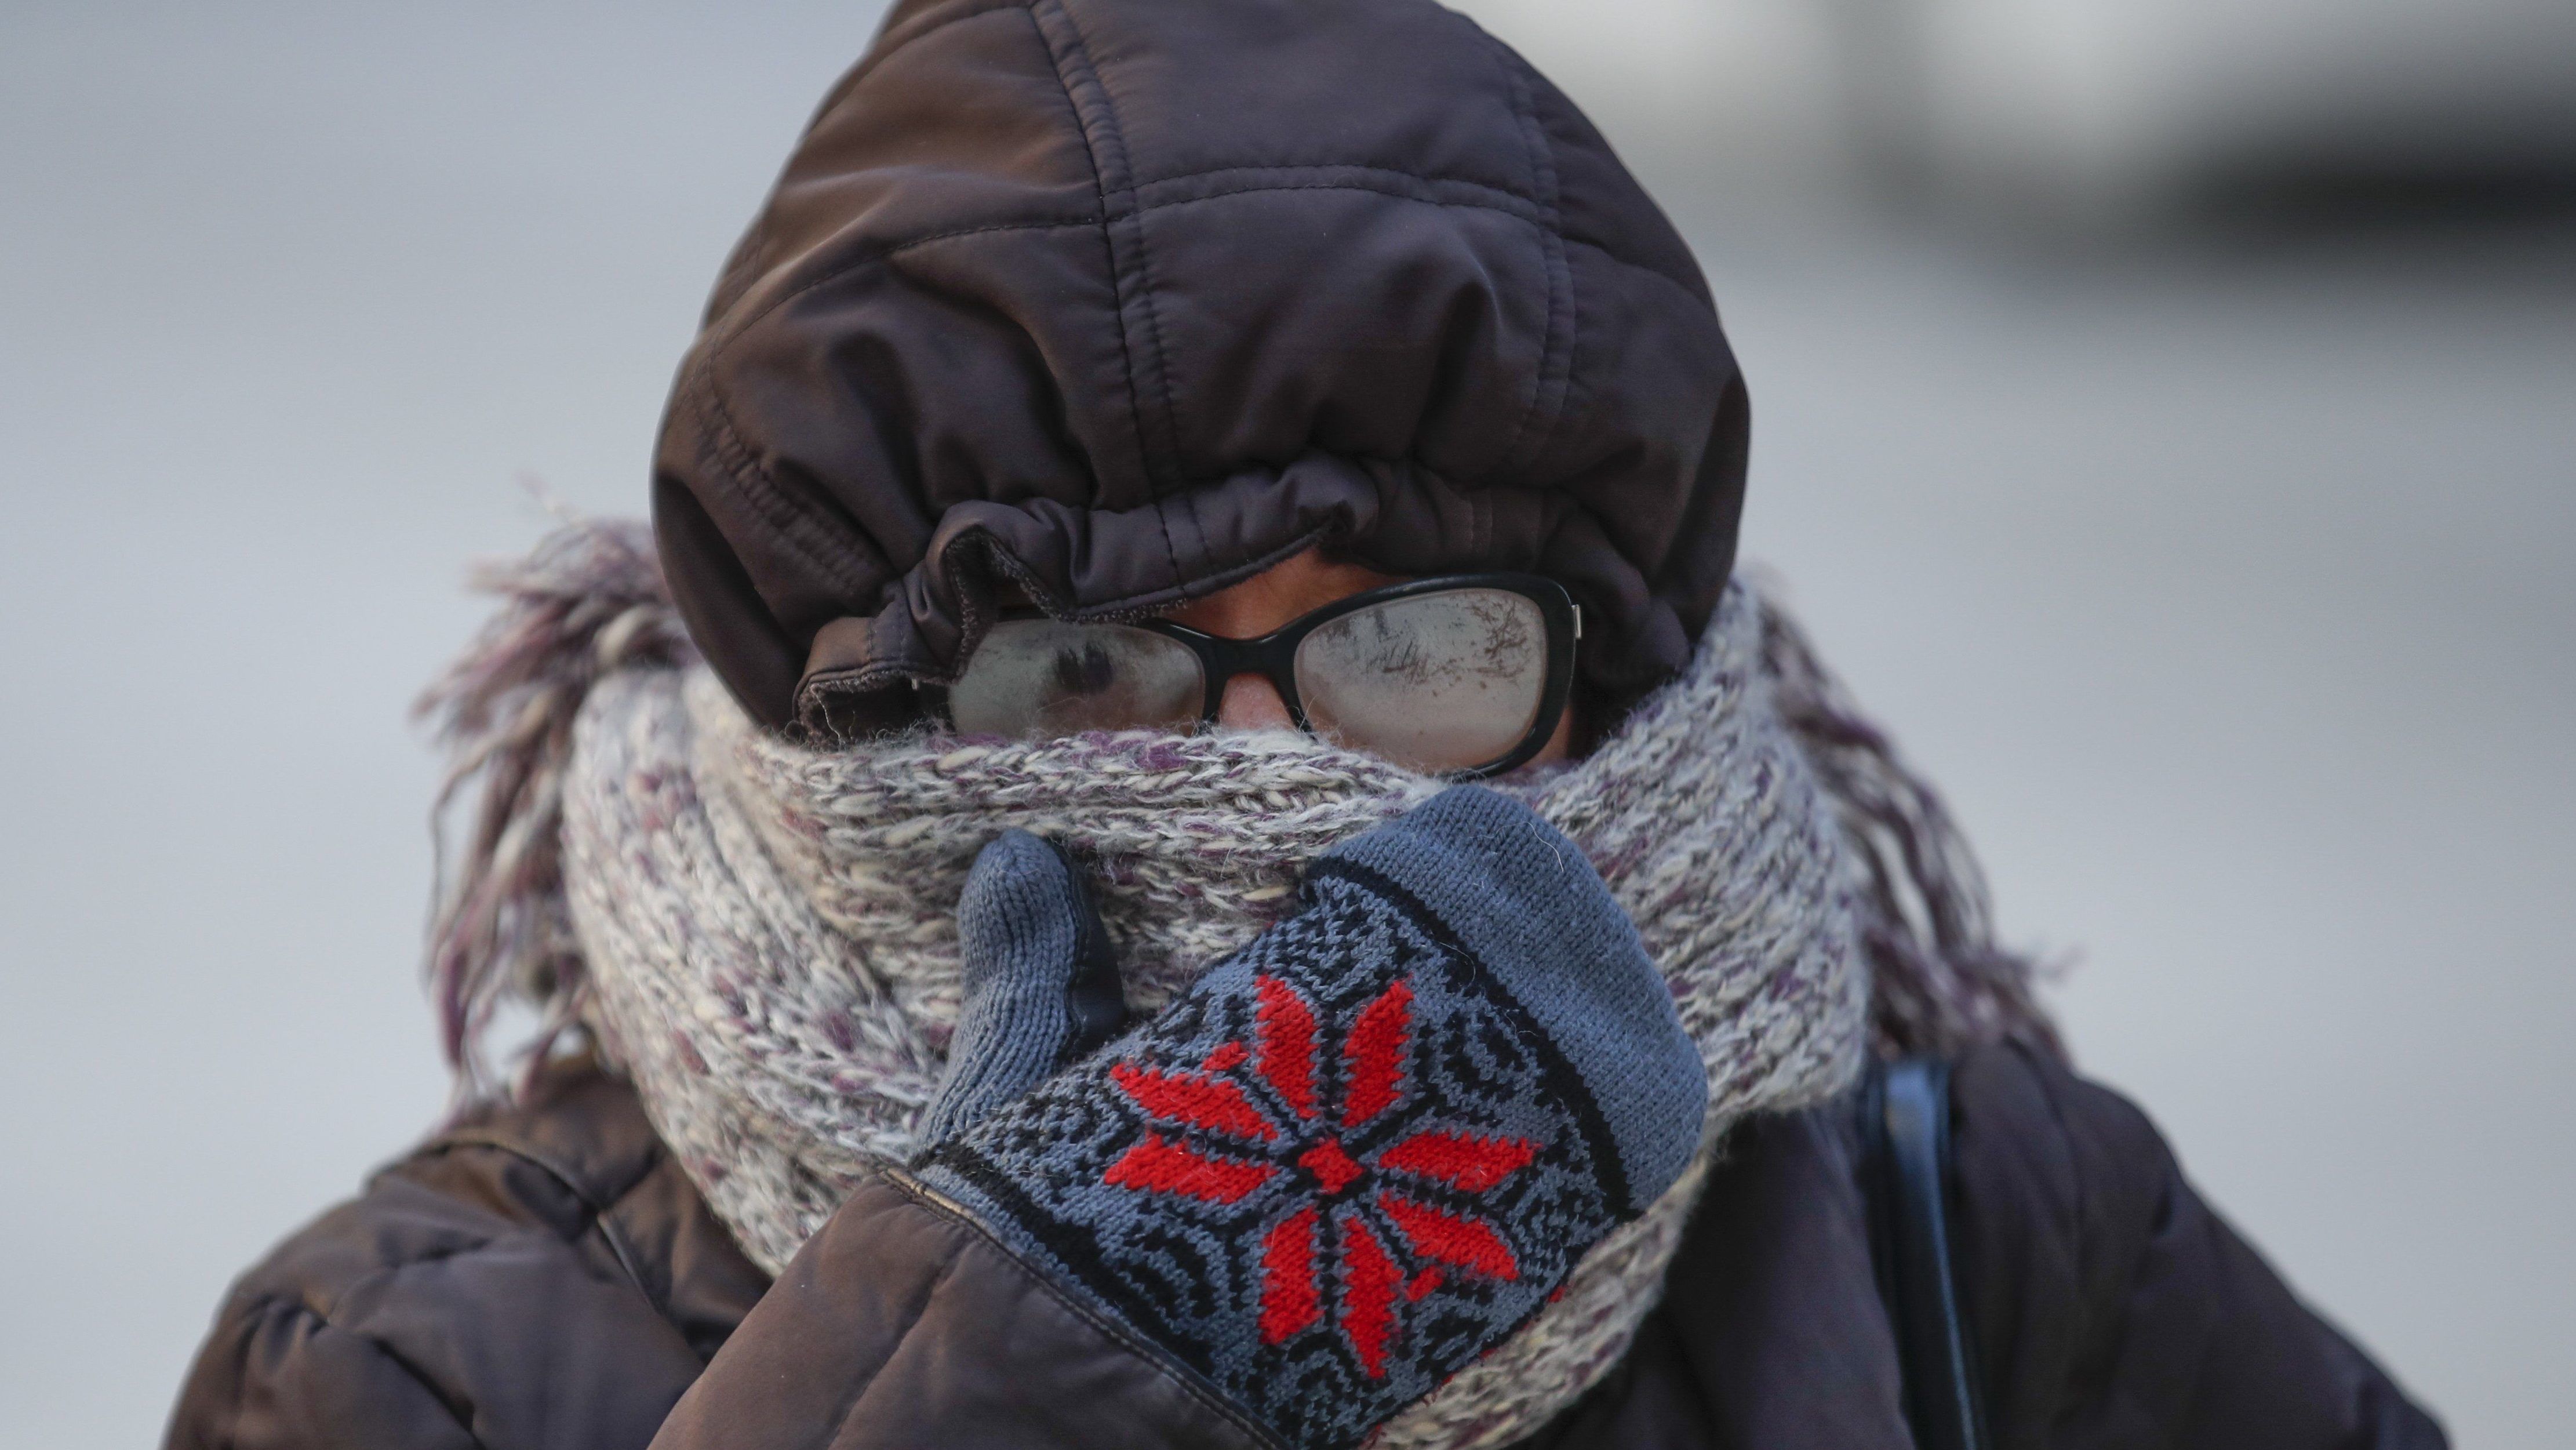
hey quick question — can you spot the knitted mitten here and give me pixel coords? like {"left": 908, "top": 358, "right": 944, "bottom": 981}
{"left": 914, "top": 786, "right": 1708, "bottom": 1450}
{"left": 918, "top": 830, "right": 1131, "bottom": 1144}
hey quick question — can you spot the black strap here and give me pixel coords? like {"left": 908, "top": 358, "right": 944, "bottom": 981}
{"left": 1862, "top": 1057, "right": 1992, "bottom": 1450}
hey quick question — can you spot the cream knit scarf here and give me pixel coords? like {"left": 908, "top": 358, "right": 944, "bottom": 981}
{"left": 423, "top": 520, "right": 2057, "bottom": 1450}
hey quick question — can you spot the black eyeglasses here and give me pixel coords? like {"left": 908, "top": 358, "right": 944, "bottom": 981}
{"left": 932, "top": 573, "right": 1580, "bottom": 779}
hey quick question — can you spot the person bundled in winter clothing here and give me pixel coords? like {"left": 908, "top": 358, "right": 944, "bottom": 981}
{"left": 166, "top": 2, "right": 2444, "bottom": 1447}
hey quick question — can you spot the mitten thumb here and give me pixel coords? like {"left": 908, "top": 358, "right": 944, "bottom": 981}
{"left": 916, "top": 830, "right": 1128, "bottom": 1147}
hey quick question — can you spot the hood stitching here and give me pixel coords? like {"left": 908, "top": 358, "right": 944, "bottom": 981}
{"left": 1129, "top": 162, "right": 1545, "bottom": 218}
{"left": 691, "top": 375, "right": 880, "bottom": 601}
{"left": 1027, "top": 0, "right": 1188, "bottom": 604}
{"left": 1483, "top": 35, "right": 1578, "bottom": 485}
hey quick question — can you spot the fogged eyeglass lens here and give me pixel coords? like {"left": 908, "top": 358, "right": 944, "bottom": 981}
{"left": 948, "top": 620, "right": 1205, "bottom": 737}
{"left": 1295, "top": 589, "right": 1547, "bottom": 773}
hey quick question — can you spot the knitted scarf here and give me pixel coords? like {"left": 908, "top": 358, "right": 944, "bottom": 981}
{"left": 421, "top": 519, "right": 2057, "bottom": 1450}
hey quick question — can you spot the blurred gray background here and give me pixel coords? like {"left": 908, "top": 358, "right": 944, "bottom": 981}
{"left": 3, "top": 1, "right": 2569, "bottom": 1444}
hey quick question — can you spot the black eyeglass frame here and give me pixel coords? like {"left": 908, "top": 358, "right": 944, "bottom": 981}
{"left": 933, "top": 572, "right": 1582, "bottom": 780}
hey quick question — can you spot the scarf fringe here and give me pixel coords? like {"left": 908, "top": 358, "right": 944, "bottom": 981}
{"left": 419, "top": 518, "right": 2061, "bottom": 1105}
{"left": 415, "top": 518, "right": 696, "bottom": 1110}
{"left": 1753, "top": 587, "right": 2067, "bottom": 1062}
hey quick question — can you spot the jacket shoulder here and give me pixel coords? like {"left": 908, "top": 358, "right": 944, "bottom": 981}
{"left": 164, "top": 1063, "right": 767, "bottom": 1450}
{"left": 1946, "top": 1042, "right": 2445, "bottom": 1449}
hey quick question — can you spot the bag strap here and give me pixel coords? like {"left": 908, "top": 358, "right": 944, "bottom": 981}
{"left": 1861, "top": 1057, "right": 1993, "bottom": 1450}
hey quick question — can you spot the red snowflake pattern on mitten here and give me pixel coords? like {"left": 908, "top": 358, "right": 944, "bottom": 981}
{"left": 1098, "top": 973, "right": 1537, "bottom": 1376}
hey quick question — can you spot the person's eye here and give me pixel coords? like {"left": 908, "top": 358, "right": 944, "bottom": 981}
{"left": 1050, "top": 642, "right": 1121, "bottom": 698}
{"left": 948, "top": 620, "right": 1206, "bottom": 738}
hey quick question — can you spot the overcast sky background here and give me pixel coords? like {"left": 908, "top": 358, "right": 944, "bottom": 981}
{"left": 2, "top": 3, "right": 2570, "bottom": 1446}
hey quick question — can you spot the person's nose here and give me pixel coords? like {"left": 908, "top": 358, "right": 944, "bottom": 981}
{"left": 1215, "top": 672, "right": 1296, "bottom": 731}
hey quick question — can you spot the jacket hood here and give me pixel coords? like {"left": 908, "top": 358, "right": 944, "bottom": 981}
{"left": 653, "top": 0, "right": 1748, "bottom": 733}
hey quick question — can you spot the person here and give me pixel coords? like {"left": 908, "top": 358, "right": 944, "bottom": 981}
{"left": 163, "top": 1, "right": 2445, "bottom": 1447}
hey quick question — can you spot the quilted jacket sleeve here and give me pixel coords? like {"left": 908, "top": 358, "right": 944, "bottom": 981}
{"left": 166, "top": 1287, "right": 487, "bottom": 1450}
{"left": 1947, "top": 1044, "right": 2447, "bottom": 1450}
{"left": 165, "top": 1189, "right": 705, "bottom": 1449}
{"left": 162, "top": 1068, "right": 767, "bottom": 1450}
{"left": 163, "top": 1158, "right": 728, "bottom": 1450}
{"left": 644, "top": 1172, "right": 1276, "bottom": 1450}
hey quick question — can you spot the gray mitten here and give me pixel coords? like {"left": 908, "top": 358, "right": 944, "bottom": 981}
{"left": 912, "top": 786, "right": 1708, "bottom": 1450}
